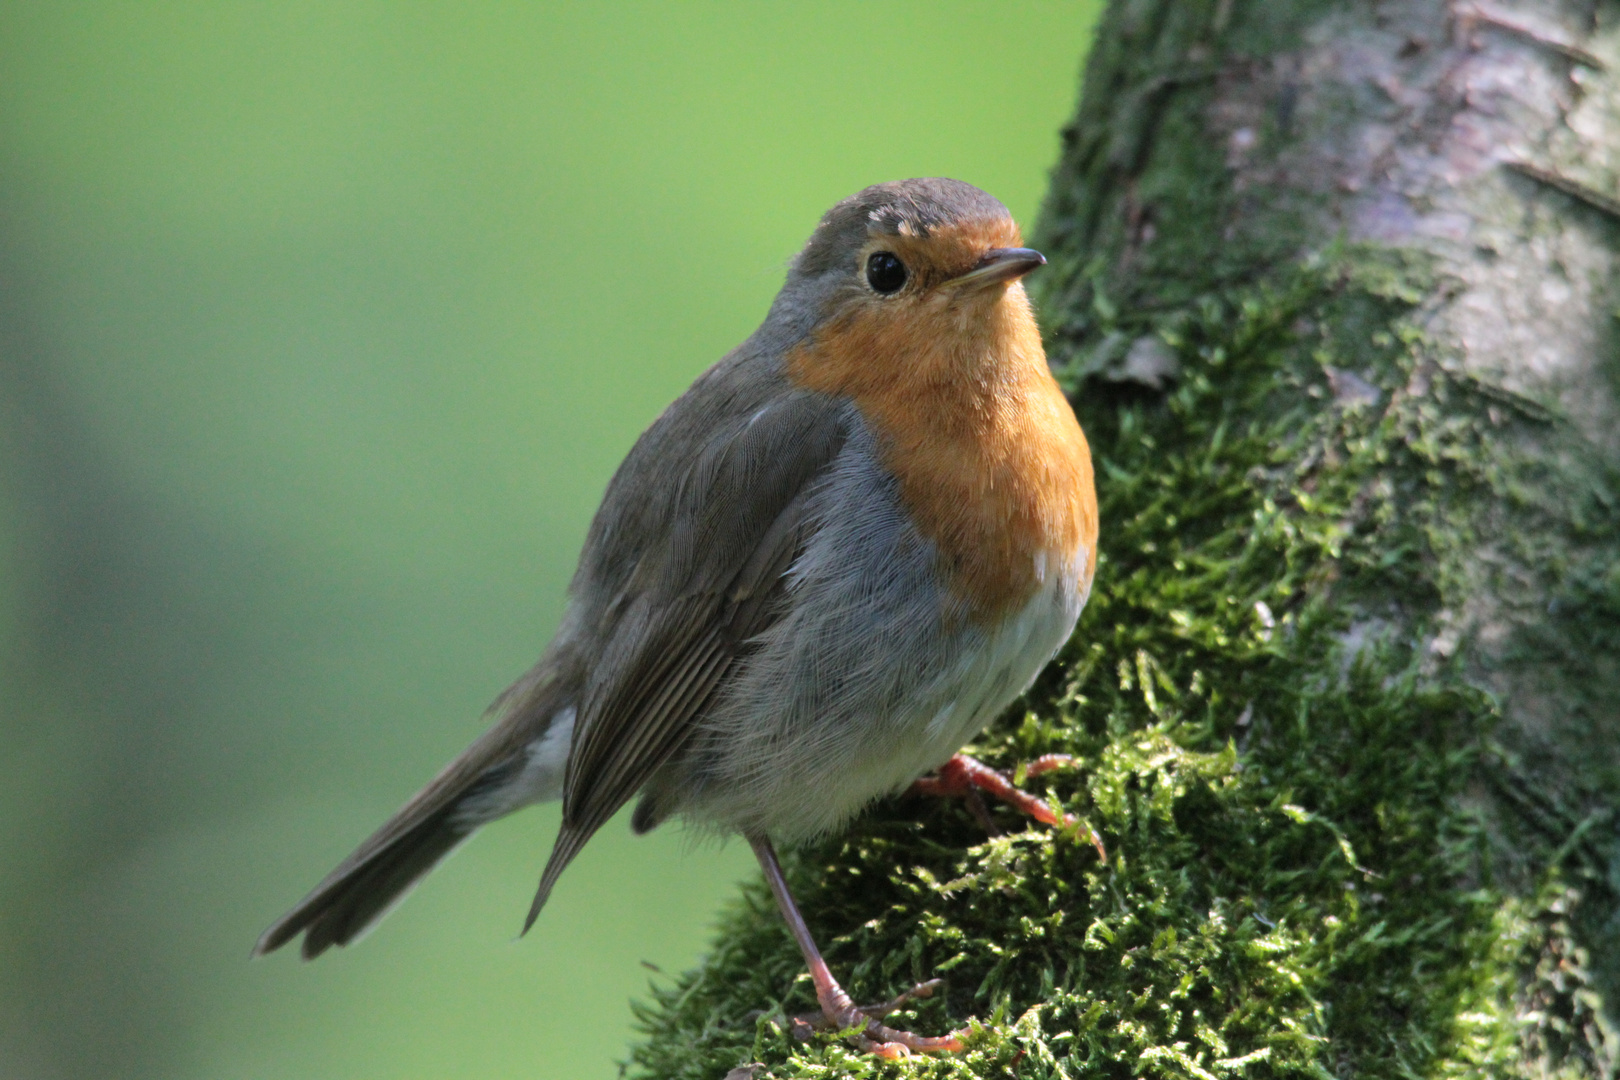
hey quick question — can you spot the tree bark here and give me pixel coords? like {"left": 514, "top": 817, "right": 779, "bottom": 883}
{"left": 629, "top": 3, "right": 1620, "bottom": 1077}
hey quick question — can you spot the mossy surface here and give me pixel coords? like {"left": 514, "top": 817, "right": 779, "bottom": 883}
{"left": 625, "top": 255, "right": 1615, "bottom": 1079}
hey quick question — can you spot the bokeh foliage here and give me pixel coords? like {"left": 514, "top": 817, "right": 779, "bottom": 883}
{"left": 0, "top": 5, "right": 1099, "bottom": 1078}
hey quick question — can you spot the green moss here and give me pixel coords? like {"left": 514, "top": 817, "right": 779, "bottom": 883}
{"left": 624, "top": 252, "right": 1618, "bottom": 1079}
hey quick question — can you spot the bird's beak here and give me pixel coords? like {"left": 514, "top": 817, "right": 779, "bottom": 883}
{"left": 949, "top": 247, "right": 1047, "bottom": 291}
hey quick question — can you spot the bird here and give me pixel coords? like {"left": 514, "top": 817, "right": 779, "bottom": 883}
{"left": 254, "top": 177, "right": 1098, "bottom": 1057}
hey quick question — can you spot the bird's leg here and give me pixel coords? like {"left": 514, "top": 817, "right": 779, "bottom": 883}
{"left": 748, "top": 835, "right": 964, "bottom": 1059}
{"left": 911, "top": 753, "right": 1107, "bottom": 858}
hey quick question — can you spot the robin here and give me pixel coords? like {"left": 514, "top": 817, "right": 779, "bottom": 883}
{"left": 255, "top": 178, "right": 1098, "bottom": 1057}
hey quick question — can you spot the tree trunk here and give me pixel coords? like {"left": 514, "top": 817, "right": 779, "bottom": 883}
{"left": 628, "top": 3, "right": 1620, "bottom": 1077}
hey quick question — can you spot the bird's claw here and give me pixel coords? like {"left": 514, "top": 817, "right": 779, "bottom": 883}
{"left": 912, "top": 753, "right": 1107, "bottom": 859}
{"left": 789, "top": 979, "right": 963, "bottom": 1056}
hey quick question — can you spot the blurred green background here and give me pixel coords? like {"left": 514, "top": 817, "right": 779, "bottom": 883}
{"left": 0, "top": 4, "right": 1099, "bottom": 1077}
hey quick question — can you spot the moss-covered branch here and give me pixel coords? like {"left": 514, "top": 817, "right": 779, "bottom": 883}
{"left": 628, "top": 3, "right": 1620, "bottom": 1077}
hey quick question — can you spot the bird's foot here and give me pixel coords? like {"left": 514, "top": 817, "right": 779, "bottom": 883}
{"left": 789, "top": 978, "right": 964, "bottom": 1058}
{"left": 911, "top": 753, "right": 1106, "bottom": 858}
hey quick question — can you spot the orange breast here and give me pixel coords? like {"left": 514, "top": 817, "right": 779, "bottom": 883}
{"left": 786, "top": 284, "right": 1097, "bottom": 623}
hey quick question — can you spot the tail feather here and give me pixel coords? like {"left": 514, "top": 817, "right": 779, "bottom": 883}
{"left": 257, "top": 807, "right": 474, "bottom": 959}
{"left": 256, "top": 663, "right": 574, "bottom": 959}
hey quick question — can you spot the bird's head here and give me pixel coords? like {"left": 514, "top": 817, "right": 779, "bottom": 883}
{"left": 776, "top": 178, "right": 1046, "bottom": 386}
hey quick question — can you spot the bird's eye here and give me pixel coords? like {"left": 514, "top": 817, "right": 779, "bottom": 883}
{"left": 865, "top": 251, "right": 908, "bottom": 294}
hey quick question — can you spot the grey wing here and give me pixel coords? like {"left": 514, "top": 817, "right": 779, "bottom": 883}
{"left": 522, "top": 371, "right": 846, "bottom": 929}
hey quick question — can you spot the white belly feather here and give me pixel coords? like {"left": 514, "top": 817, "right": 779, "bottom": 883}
{"left": 821, "top": 546, "right": 1089, "bottom": 831}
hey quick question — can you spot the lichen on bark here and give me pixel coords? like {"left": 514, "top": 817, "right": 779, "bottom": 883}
{"left": 626, "top": 2, "right": 1620, "bottom": 1077}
